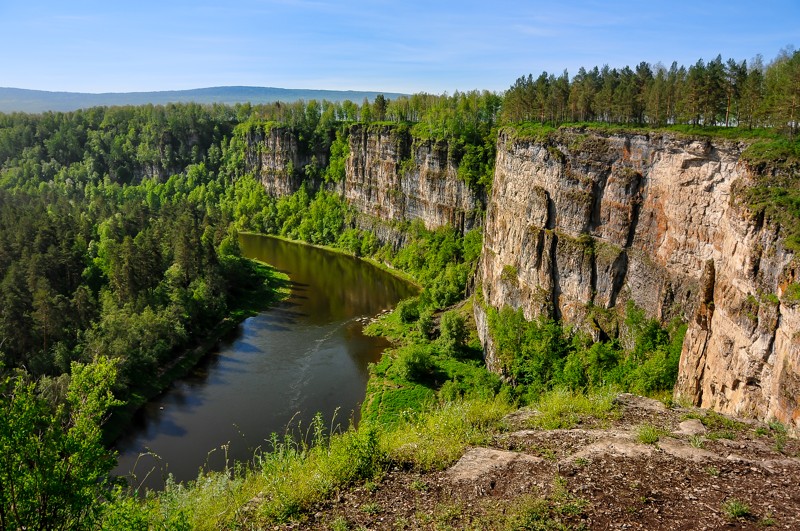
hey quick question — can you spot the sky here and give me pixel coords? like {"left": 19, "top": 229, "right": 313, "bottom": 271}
{"left": 0, "top": 0, "right": 797, "bottom": 95}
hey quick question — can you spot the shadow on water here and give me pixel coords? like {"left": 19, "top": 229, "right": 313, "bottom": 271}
{"left": 113, "top": 235, "right": 417, "bottom": 491}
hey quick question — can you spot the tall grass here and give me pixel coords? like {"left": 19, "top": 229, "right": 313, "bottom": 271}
{"left": 102, "top": 395, "right": 512, "bottom": 528}
{"left": 381, "top": 396, "right": 514, "bottom": 471}
{"left": 525, "top": 387, "right": 619, "bottom": 430}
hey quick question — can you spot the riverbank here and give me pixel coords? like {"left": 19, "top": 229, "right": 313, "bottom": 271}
{"left": 103, "top": 256, "right": 290, "bottom": 445}
{"left": 239, "top": 231, "right": 423, "bottom": 290}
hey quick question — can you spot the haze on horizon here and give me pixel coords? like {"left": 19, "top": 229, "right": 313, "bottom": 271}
{"left": 0, "top": 0, "right": 797, "bottom": 95}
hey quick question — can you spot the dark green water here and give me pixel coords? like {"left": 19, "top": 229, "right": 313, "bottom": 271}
{"left": 113, "top": 234, "right": 415, "bottom": 490}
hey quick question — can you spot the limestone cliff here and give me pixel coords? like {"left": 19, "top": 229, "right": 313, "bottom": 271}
{"left": 344, "top": 124, "right": 482, "bottom": 235}
{"left": 244, "top": 123, "right": 483, "bottom": 239}
{"left": 243, "top": 124, "right": 321, "bottom": 197}
{"left": 245, "top": 121, "right": 799, "bottom": 431}
{"left": 476, "top": 127, "right": 799, "bottom": 432}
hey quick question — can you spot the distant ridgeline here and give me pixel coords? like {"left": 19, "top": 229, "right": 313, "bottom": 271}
{"left": 0, "top": 86, "right": 407, "bottom": 113}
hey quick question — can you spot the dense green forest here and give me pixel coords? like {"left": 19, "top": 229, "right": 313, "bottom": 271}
{"left": 0, "top": 48, "right": 798, "bottom": 528}
{"left": 501, "top": 48, "right": 800, "bottom": 135}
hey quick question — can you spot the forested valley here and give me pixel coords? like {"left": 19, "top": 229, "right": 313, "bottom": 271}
{"left": 0, "top": 48, "right": 799, "bottom": 529}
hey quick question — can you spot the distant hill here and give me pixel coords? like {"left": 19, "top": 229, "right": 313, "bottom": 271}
{"left": 0, "top": 86, "right": 407, "bottom": 113}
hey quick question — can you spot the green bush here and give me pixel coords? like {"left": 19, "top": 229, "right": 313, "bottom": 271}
{"left": 0, "top": 358, "right": 121, "bottom": 530}
{"left": 396, "top": 344, "right": 434, "bottom": 382}
{"left": 439, "top": 311, "right": 468, "bottom": 356}
{"left": 397, "top": 298, "right": 420, "bottom": 323}
{"left": 722, "top": 498, "right": 751, "bottom": 520}
{"left": 417, "top": 310, "right": 434, "bottom": 337}
{"left": 486, "top": 302, "right": 686, "bottom": 400}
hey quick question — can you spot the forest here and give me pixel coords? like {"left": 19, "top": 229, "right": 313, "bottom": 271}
{"left": 0, "top": 48, "right": 798, "bottom": 528}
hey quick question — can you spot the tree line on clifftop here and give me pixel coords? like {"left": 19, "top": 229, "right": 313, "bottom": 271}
{"left": 501, "top": 48, "right": 800, "bottom": 137}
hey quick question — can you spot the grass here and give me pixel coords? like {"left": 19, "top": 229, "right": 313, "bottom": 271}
{"left": 360, "top": 502, "right": 382, "bottom": 515}
{"left": 105, "top": 392, "right": 513, "bottom": 528}
{"left": 760, "top": 514, "right": 777, "bottom": 527}
{"left": 636, "top": 424, "right": 667, "bottom": 445}
{"left": 488, "top": 475, "right": 588, "bottom": 530}
{"left": 362, "top": 296, "right": 506, "bottom": 430}
{"left": 525, "top": 387, "right": 619, "bottom": 430}
{"left": 683, "top": 410, "right": 747, "bottom": 433}
{"left": 432, "top": 501, "right": 465, "bottom": 526}
{"left": 330, "top": 516, "right": 351, "bottom": 531}
{"left": 381, "top": 396, "right": 513, "bottom": 472}
{"left": 689, "top": 435, "right": 705, "bottom": 449}
{"left": 707, "top": 430, "right": 737, "bottom": 441}
{"left": 723, "top": 498, "right": 752, "bottom": 520}
{"left": 768, "top": 419, "right": 788, "bottom": 453}
{"left": 573, "top": 457, "right": 590, "bottom": 468}
{"left": 498, "top": 495, "right": 571, "bottom": 531}
{"left": 737, "top": 138, "right": 800, "bottom": 251}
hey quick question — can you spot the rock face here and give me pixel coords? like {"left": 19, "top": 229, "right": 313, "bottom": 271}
{"left": 476, "top": 128, "right": 799, "bottom": 432}
{"left": 245, "top": 123, "right": 483, "bottom": 241}
{"left": 345, "top": 124, "right": 482, "bottom": 234}
{"left": 244, "top": 125, "right": 320, "bottom": 197}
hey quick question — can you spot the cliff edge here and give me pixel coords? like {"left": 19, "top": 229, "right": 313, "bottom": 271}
{"left": 476, "top": 127, "right": 799, "bottom": 432}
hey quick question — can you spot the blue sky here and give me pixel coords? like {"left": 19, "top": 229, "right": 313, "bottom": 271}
{"left": 0, "top": 0, "right": 797, "bottom": 94}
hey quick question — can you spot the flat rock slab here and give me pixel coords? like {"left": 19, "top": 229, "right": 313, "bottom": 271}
{"left": 658, "top": 437, "right": 718, "bottom": 462}
{"left": 570, "top": 437, "right": 654, "bottom": 460}
{"left": 447, "top": 447, "right": 543, "bottom": 483}
{"left": 673, "top": 418, "right": 707, "bottom": 436}
{"left": 612, "top": 393, "right": 667, "bottom": 412}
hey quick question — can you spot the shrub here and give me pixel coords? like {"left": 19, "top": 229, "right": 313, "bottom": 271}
{"left": 396, "top": 344, "right": 434, "bottom": 382}
{"left": 416, "top": 310, "right": 434, "bottom": 337}
{"left": 397, "top": 298, "right": 420, "bottom": 323}
{"left": 439, "top": 311, "right": 468, "bottom": 356}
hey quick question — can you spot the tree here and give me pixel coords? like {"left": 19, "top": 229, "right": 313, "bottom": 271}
{"left": 740, "top": 56, "right": 766, "bottom": 129}
{"left": 682, "top": 59, "right": 706, "bottom": 125}
{"left": 0, "top": 358, "right": 121, "bottom": 530}
{"left": 645, "top": 64, "right": 668, "bottom": 126}
{"left": 724, "top": 58, "right": 747, "bottom": 126}
{"left": 766, "top": 48, "right": 800, "bottom": 138}
{"left": 704, "top": 55, "right": 727, "bottom": 125}
{"left": 360, "top": 97, "right": 373, "bottom": 123}
{"left": 373, "top": 94, "right": 387, "bottom": 121}
{"left": 324, "top": 130, "right": 349, "bottom": 183}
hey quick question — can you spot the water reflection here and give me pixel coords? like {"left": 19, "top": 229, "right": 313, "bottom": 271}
{"left": 113, "top": 235, "right": 416, "bottom": 490}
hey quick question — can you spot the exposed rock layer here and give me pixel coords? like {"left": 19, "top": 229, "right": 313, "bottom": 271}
{"left": 244, "top": 125, "right": 319, "bottom": 197}
{"left": 344, "top": 124, "right": 482, "bottom": 234}
{"left": 245, "top": 123, "right": 483, "bottom": 243}
{"left": 476, "top": 128, "right": 799, "bottom": 432}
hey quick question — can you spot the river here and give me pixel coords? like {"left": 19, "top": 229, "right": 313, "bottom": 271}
{"left": 113, "top": 234, "right": 416, "bottom": 491}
